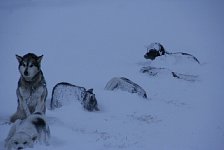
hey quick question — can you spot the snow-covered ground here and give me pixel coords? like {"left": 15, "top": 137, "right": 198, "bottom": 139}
{"left": 0, "top": 0, "right": 224, "bottom": 149}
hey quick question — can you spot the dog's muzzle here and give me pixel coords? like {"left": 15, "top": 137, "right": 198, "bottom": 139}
{"left": 24, "top": 70, "right": 29, "bottom": 76}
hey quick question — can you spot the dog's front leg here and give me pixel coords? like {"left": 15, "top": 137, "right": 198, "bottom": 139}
{"left": 23, "top": 98, "right": 31, "bottom": 116}
{"left": 35, "top": 88, "right": 47, "bottom": 114}
{"left": 17, "top": 89, "right": 31, "bottom": 117}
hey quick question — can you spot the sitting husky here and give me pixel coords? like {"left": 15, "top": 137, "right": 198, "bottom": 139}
{"left": 10, "top": 53, "right": 48, "bottom": 123}
{"left": 5, "top": 112, "right": 50, "bottom": 150}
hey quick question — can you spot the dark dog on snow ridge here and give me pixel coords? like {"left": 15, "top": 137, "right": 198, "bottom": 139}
{"left": 144, "top": 42, "right": 200, "bottom": 63}
{"left": 10, "top": 53, "right": 48, "bottom": 123}
{"left": 144, "top": 42, "right": 165, "bottom": 60}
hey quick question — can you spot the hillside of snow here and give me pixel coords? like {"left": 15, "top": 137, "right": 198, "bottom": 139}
{"left": 0, "top": 0, "right": 224, "bottom": 150}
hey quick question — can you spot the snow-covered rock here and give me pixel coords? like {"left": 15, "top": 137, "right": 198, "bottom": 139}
{"left": 105, "top": 77, "right": 147, "bottom": 98}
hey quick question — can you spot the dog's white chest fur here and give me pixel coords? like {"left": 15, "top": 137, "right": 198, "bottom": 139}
{"left": 19, "top": 86, "right": 45, "bottom": 106}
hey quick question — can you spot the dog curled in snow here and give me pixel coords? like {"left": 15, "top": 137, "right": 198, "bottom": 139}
{"left": 50, "top": 82, "right": 99, "bottom": 111}
{"left": 10, "top": 53, "right": 48, "bottom": 123}
{"left": 105, "top": 77, "right": 147, "bottom": 99}
{"left": 144, "top": 42, "right": 200, "bottom": 63}
{"left": 5, "top": 112, "right": 50, "bottom": 150}
{"left": 140, "top": 66, "right": 199, "bottom": 82}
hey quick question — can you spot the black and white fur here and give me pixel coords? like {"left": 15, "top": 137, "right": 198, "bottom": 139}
{"left": 140, "top": 66, "right": 199, "bottom": 82}
{"left": 5, "top": 113, "right": 50, "bottom": 150}
{"left": 144, "top": 42, "right": 165, "bottom": 60}
{"left": 10, "top": 53, "right": 48, "bottom": 123}
{"left": 50, "top": 82, "right": 99, "bottom": 111}
{"left": 105, "top": 77, "right": 148, "bottom": 98}
{"left": 82, "top": 89, "right": 99, "bottom": 111}
{"left": 144, "top": 42, "right": 200, "bottom": 63}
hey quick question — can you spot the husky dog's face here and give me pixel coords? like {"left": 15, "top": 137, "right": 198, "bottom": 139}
{"left": 82, "top": 89, "right": 99, "bottom": 111}
{"left": 16, "top": 53, "right": 43, "bottom": 81}
{"left": 9, "top": 132, "right": 35, "bottom": 150}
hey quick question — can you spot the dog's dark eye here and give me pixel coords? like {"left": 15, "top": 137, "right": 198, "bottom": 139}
{"left": 14, "top": 141, "right": 18, "bottom": 145}
{"left": 32, "top": 136, "right": 37, "bottom": 141}
{"left": 21, "top": 62, "right": 26, "bottom": 67}
{"left": 23, "top": 141, "right": 28, "bottom": 145}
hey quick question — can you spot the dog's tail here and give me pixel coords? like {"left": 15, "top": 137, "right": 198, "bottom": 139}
{"left": 32, "top": 115, "right": 46, "bottom": 130}
{"left": 29, "top": 112, "right": 51, "bottom": 145}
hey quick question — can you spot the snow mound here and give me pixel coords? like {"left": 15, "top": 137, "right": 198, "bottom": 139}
{"left": 151, "top": 54, "right": 200, "bottom": 74}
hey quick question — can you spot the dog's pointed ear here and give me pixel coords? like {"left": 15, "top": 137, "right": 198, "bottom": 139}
{"left": 87, "top": 89, "right": 93, "bottom": 94}
{"left": 16, "top": 54, "right": 22, "bottom": 63}
{"left": 37, "top": 55, "right": 43, "bottom": 64}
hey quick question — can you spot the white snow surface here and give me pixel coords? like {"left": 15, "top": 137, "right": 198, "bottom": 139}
{"left": 0, "top": 0, "right": 224, "bottom": 150}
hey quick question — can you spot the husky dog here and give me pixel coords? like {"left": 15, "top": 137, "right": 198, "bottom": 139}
{"left": 105, "top": 77, "right": 147, "bottom": 98}
{"left": 10, "top": 53, "right": 48, "bottom": 123}
{"left": 5, "top": 112, "right": 50, "bottom": 150}
{"left": 50, "top": 82, "right": 99, "bottom": 111}
{"left": 140, "top": 66, "right": 199, "bottom": 82}
{"left": 144, "top": 42, "right": 200, "bottom": 63}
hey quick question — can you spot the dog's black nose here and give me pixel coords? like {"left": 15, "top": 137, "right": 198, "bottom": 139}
{"left": 24, "top": 70, "right": 28, "bottom": 76}
{"left": 18, "top": 147, "right": 23, "bottom": 150}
